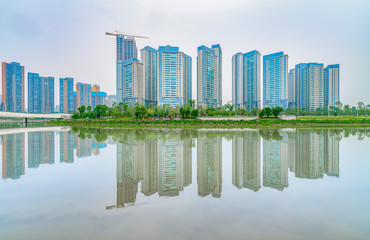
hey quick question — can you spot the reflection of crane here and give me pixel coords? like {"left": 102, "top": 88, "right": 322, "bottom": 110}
{"left": 105, "top": 30, "right": 149, "bottom": 39}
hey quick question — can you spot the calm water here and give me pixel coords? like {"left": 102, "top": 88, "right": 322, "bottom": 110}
{"left": 0, "top": 127, "right": 369, "bottom": 240}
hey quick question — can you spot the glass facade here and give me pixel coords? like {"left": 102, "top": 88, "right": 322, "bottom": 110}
{"left": 28, "top": 73, "right": 54, "bottom": 113}
{"left": 2, "top": 62, "right": 25, "bottom": 112}
{"left": 59, "top": 78, "right": 74, "bottom": 113}
{"left": 263, "top": 52, "right": 288, "bottom": 109}
{"left": 157, "top": 45, "right": 192, "bottom": 107}
{"left": 232, "top": 50, "right": 261, "bottom": 110}
{"left": 197, "top": 45, "right": 222, "bottom": 108}
{"left": 141, "top": 47, "right": 158, "bottom": 106}
{"left": 295, "top": 63, "right": 324, "bottom": 111}
{"left": 120, "top": 58, "right": 143, "bottom": 106}
{"left": 116, "top": 37, "right": 138, "bottom": 103}
{"left": 76, "top": 82, "right": 92, "bottom": 109}
{"left": 324, "top": 64, "right": 340, "bottom": 108}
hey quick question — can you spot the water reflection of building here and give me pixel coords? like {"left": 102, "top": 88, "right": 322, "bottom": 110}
{"left": 2, "top": 133, "right": 25, "bottom": 179}
{"left": 116, "top": 135, "right": 144, "bottom": 207}
{"left": 263, "top": 131, "right": 289, "bottom": 191}
{"left": 60, "top": 131, "right": 75, "bottom": 163}
{"left": 158, "top": 137, "right": 192, "bottom": 197}
{"left": 232, "top": 132, "right": 260, "bottom": 192}
{"left": 324, "top": 130, "right": 340, "bottom": 177}
{"left": 141, "top": 138, "right": 158, "bottom": 196}
{"left": 293, "top": 129, "right": 340, "bottom": 179}
{"left": 76, "top": 137, "right": 92, "bottom": 158}
{"left": 295, "top": 130, "right": 325, "bottom": 179}
{"left": 28, "top": 132, "right": 55, "bottom": 168}
{"left": 197, "top": 135, "right": 222, "bottom": 197}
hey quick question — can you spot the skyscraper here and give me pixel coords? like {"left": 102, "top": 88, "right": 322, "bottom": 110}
{"left": 288, "top": 69, "right": 296, "bottom": 109}
{"left": 324, "top": 64, "right": 340, "bottom": 108}
{"left": 116, "top": 37, "right": 138, "bottom": 104}
{"left": 197, "top": 45, "right": 222, "bottom": 108}
{"left": 59, "top": 78, "right": 74, "bottom": 113}
{"left": 158, "top": 45, "right": 192, "bottom": 107}
{"left": 75, "top": 82, "right": 92, "bottom": 109}
{"left": 2, "top": 62, "right": 25, "bottom": 112}
{"left": 263, "top": 52, "right": 288, "bottom": 109}
{"left": 119, "top": 58, "right": 143, "bottom": 106}
{"left": 141, "top": 46, "right": 158, "bottom": 106}
{"left": 295, "top": 63, "right": 324, "bottom": 111}
{"left": 232, "top": 50, "right": 261, "bottom": 110}
{"left": 28, "top": 73, "right": 54, "bottom": 113}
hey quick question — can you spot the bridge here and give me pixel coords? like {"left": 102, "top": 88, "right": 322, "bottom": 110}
{"left": 0, "top": 126, "right": 71, "bottom": 136}
{"left": 0, "top": 112, "right": 72, "bottom": 124}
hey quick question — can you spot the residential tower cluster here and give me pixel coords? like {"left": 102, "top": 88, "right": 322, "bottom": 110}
{"left": 1, "top": 34, "right": 340, "bottom": 113}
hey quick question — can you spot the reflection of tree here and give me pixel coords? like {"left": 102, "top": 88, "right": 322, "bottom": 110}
{"left": 259, "top": 129, "right": 283, "bottom": 141}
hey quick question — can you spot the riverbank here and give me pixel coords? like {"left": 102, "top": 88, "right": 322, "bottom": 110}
{"left": 48, "top": 117, "right": 370, "bottom": 129}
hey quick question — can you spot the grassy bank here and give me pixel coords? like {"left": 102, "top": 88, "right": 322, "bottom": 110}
{"left": 49, "top": 117, "right": 370, "bottom": 129}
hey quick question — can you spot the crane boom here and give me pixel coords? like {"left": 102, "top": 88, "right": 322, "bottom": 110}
{"left": 105, "top": 31, "right": 149, "bottom": 39}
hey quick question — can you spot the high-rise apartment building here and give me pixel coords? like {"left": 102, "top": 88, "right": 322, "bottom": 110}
{"left": 118, "top": 58, "right": 143, "bottom": 106}
{"left": 157, "top": 45, "right": 192, "bottom": 107}
{"left": 295, "top": 63, "right": 324, "bottom": 111}
{"left": 232, "top": 50, "right": 261, "bottom": 110}
{"left": 28, "top": 73, "right": 54, "bottom": 113}
{"left": 288, "top": 69, "right": 296, "bottom": 109}
{"left": 263, "top": 52, "right": 288, "bottom": 109}
{"left": 2, "top": 62, "right": 25, "bottom": 112}
{"left": 59, "top": 78, "right": 74, "bottom": 113}
{"left": 91, "top": 84, "right": 107, "bottom": 109}
{"left": 116, "top": 37, "right": 138, "bottom": 104}
{"left": 75, "top": 82, "right": 91, "bottom": 109}
{"left": 141, "top": 46, "right": 158, "bottom": 106}
{"left": 197, "top": 45, "right": 222, "bottom": 108}
{"left": 324, "top": 64, "right": 340, "bottom": 108}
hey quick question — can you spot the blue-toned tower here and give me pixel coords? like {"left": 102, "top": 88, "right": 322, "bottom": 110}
{"left": 141, "top": 46, "right": 158, "bottom": 106}
{"left": 120, "top": 58, "right": 143, "bottom": 106}
{"left": 197, "top": 45, "right": 222, "bottom": 108}
{"left": 295, "top": 63, "right": 324, "bottom": 111}
{"left": 157, "top": 45, "right": 192, "bottom": 107}
{"left": 324, "top": 64, "right": 340, "bottom": 108}
{"left": 116, "top": 37, "right": 138, "bottom": 103}
{"left": 60, "top": 78, "right": 74, "bottom": 113}
{"left": 232, "top": 50, "right": 261, "bottom": 110}
{"left": 28, "top": 73, "right": 54, "bottom": 113}
{"left": 76, "top": 82, "right": 92, "bottom": 109}
{"left": 2, "top": 62, "right": 25, "bottom": 112}
{"left": 263, "top": 52, "right": 288, "bottom": 109}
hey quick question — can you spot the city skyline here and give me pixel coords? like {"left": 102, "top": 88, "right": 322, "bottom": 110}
{"left": 1, "top": 0, "right": 369, "bottom": 107}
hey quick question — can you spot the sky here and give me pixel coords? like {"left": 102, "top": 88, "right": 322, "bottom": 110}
{"left": 1, "top": 0, "right": 369, "bottom": 107}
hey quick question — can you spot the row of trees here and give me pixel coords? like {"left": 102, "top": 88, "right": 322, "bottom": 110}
{"left": 71, "top": 100, "right": 370, "bottom": 120}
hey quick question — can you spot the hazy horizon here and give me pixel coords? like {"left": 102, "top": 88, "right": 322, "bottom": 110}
{"left": 1, "top": 0, "right": 369, "bottom": 107}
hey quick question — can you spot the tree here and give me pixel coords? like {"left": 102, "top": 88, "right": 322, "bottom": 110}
{"left": 272, "top": 106, "right": 283, "bottom": 117}
{"left": 94, "top": 105, "right": 108, "bottom": 118}
{"left": 72, "top": 112, "right": 79, "bottom": 119}
{"left": 135, "top": 105, "right": 147, "bottom": 119}
{"left": 78, "top": 106, "right": 86, "bottom": 114}
{"left": 251, "top": 108, "right": 259, "bottom": 116}
{"left": 188, "top": 99, "right": 196, "bottom": 108}
{"left": 259, "top": 109, "right": 266, "bottom": 118}
{"left": 264, "top": 107, "right": 272, "bottom": 117}
{"left": 190, "top": 109, "right": 199, "bottom": 118}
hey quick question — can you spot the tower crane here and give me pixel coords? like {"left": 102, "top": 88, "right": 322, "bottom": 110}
{"left": 105, "top": 30, "right": 149, "bottom": 39}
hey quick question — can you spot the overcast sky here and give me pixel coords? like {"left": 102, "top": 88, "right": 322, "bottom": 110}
{"left": 1, "top": 0, "right": 369, "bottom": 107}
